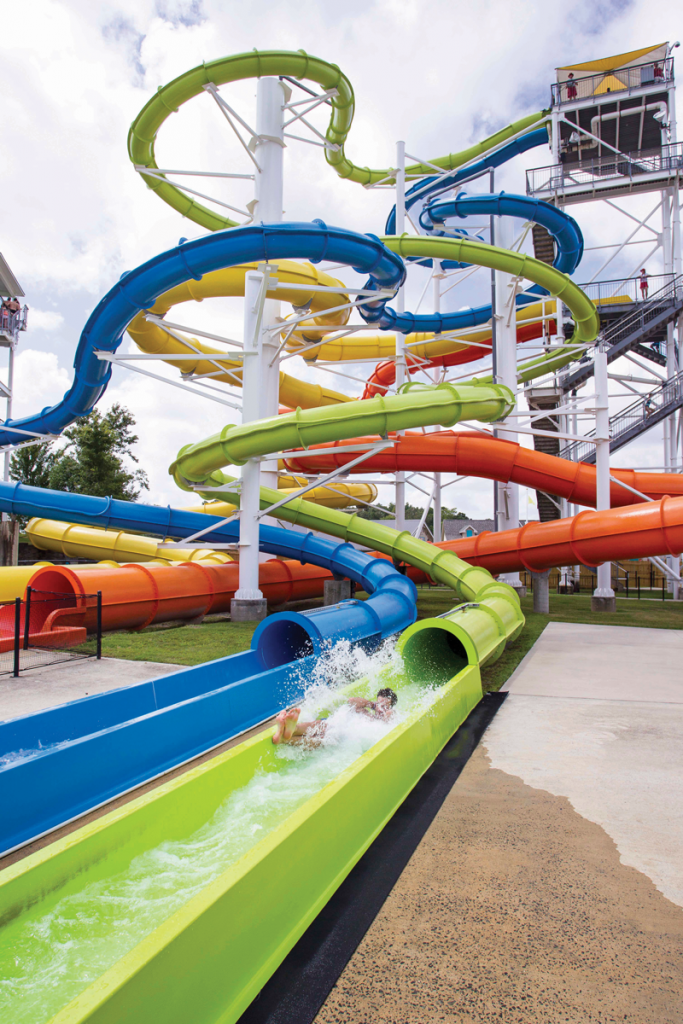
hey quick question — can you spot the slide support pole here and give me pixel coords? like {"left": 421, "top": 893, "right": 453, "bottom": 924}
{"left": 433, "top": 263, "right": 442, "bottom": 542}
{"left": 662, "top": 187, "right": 680, "bottom": 597}
{"left": 592, "top": 342, "right": 616, "bottom": 611}
{"left": 253, "top": 77, "right": 286, "bottom": 488}
{"left": 233, "top": 78, "right": 286, "bottom": 621}
{"left": 394, "top": 140, "right": 406, "bottom": 532}
{"left": 233, "top": 270, "right": 268, "bottom": 620}
{"left": 494, "top": 213, "right": 523, "bottom": 595}
{"left": 531, "top": 569, "right": 550, "bottom": 614}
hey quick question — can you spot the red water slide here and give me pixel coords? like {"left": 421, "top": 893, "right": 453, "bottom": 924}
{"left": 283, "top": 431, "right": 683, "bottom": 507}
{"left": 363, "top": 322, "right": 550, "bottom": 398}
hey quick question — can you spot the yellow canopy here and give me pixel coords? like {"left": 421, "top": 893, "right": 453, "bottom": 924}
{"left": 557, "top": 43, "right": 667, "bottom": 83}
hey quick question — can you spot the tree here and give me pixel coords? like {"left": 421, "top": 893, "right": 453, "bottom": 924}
{"left": 9, "top": 441, "right": 61, "bottom": 490}
{"left": 10, "top": 404, "right": 149, "bottom": 502}
{"left": 355, "top": 501, "right": 468, "bottom": 533}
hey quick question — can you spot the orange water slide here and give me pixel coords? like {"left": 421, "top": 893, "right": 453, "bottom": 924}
{"left": 283, "top": 431, "right": 683, "bottom": 508}
{"left": 4, "top": 495, "right": 683, "bottom": 647}
{"left": 428, "top": 496, "right": 683, "bottom": 574}
{"left": 0, "top": 559, "right": 337, "bottom": 649}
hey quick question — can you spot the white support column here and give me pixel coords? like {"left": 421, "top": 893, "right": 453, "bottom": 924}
{"left": 550, "top": 108, "right": 560, "bottom": 165}
{"left": 432, "top": 261, "right": 442, "bottom": 542}
{"left": 662, "top": 187, "right": 680, "bottom": 597}
{"left": 394, "top": 140, "right": 406, "bottom": 532}
{"left": 592, "top": 342, "right": 616, "bottom": 611}
{"left": 233, "top": 270, "right": 268, "bottom": 620}
{"left": 3, "top": 341, "right": 14, "bottom": 483}
{"left": 233, "top": 77, "right": 286, "bottom": 621}
{"left": 252, "top": 77, "right": 286, "bottom": 490}
{"left": 494, "top": 213, "right": 523, "bottom": 594}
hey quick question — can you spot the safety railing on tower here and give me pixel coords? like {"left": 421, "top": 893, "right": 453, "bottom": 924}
{"left": 551, "top": 57, "right": 674, "bottom": 106}
{"left": 598, "top": 273, "right": 681, "bottom": 346}
{"left": 0, "top": 305, "right": 28, "bottom": 338}
{"left": 578, "top": 274, "right": 676, "bottom": 306}
{"left": 526, "top": 142, "right": 683, "bottom": 197}
{"left": 558, "top": 273, "right": 683, "bottom": 393}
{"left": 559, "top": 368, "right": 683, "bottom": 464}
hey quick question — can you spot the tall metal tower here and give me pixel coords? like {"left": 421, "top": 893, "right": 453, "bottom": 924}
{"left": 525, "top": 41, "right": 683, "bottom": 604}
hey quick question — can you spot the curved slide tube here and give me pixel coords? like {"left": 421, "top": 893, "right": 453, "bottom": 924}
{"left": 438, "top": 496, "right": 683, "bottom": 574}
{"left": 0, "top": 558, "right": 359, "bottom": 650}
{"left": 0, "top": 220, "right": 404, "bottom": 446}
{"left": 0, "top": 484, "right": 418, "bottom": 853}
{"left": 283, "top": 430, "right": 683, "bottom": 507}
{"left": 128, "top": 48, "right": 548, "bottom": 230}
{"left": 363, "top": 191, "right": 582, "bottom": 395}
{"left": 384, "top": 128, "right": 551, "bottom": 235}
{"left": 420, "top": 193, "right": 583, "bottom": 274}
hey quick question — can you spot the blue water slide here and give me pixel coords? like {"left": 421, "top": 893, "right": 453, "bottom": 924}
{"left": 363, "top": 189, "right": 585, "bottom": 335}
{"left": 420, "top": 192, "right": 583, "bottom": 274}
{"left": 0, "top": 221, "right": 406, "bottom": 446}
{"left": 0, "top": 482, "right": 416, "bottom": 854}
{"left": 384, "top": 126, "right": 550, "bottom": 236}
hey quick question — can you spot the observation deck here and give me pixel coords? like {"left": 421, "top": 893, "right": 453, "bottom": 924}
{"left": 526, "top": 142, "right": 682, "bottom": 205}
{"left": 551, "top": 56, "right": 674, "bottom": 108}
{"left": 528, "top": 49, "right": 679, "bottom": 204}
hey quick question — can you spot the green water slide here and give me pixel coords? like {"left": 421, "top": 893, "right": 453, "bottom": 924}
{"left": 170, "top": 235, "right": 598, "bottom": 663}
{"left": 171, "top": 381, "right": 525, "bottom": 665}
{"left": 128, "top": 49, "right": 547, "bottom": 231}
{"left": 0, "top": 655, "right": 482, "bottom": 1024}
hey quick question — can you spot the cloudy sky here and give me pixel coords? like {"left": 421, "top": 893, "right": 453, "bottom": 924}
{"left": 0, "top": 0, "right": 678, "bottom": 519}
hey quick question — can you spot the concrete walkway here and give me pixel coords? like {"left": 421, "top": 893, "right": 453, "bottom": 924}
{"left": 315, "top": 622, "right": 683, "bottom": 1023}
{"left": 0, "top": 657, "right": 184, "bottom": 720}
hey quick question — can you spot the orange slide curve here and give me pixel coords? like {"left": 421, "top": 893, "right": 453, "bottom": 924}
{"left": 0, "top": 559, "right": 338, "bottom": 651}
{"left": 283, "top": 431, "right": 683, "bottom": 508}
{"left": 8, "top": 494, "right": 683, "bottom": 649}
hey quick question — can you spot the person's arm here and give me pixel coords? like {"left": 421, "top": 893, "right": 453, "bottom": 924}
{"left": 347, "top": 696, "right": 377, "bottom": 716}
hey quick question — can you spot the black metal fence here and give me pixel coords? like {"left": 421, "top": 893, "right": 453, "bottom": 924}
{"left": 521, "top": 563, "right": 672, "bottom": 601}
{"left": 0, "top": 588, "right": 102, "bottom": 677}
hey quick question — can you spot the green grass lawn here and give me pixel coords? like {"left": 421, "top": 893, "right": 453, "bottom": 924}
{"left": 93, "top": 619, "right": 260, "bottom": 666}
{"left": 88, "top": 587, "right": 683, "bottom": 692}
{"left": 413, "top": 588, "right": 683, "bottom": 693}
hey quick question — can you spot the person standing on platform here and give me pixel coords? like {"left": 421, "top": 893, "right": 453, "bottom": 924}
{"left": 639, "top": 269, "right": 649, "bottom": 300}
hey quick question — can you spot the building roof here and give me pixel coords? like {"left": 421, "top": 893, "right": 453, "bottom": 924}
{"left": 443, "top": 519, "right": 495, "bottom": 540}
{"left": 0, "top": 254, "right": 24, "bottom": 298}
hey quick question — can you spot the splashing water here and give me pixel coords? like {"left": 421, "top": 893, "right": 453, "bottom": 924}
{"left": 0, "top": 640, "right": 439, "bottom": 1024}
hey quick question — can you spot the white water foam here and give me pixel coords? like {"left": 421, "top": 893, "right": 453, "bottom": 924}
{"left": 0, "top": 639, "right": 438, "bottom": 1024}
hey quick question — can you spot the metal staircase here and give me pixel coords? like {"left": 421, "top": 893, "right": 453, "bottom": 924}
{"left": 560, "top": 274, "right": 683, "bottom": 392}
{"left": 559, "top": 369, "right": 683, "bottom": 464}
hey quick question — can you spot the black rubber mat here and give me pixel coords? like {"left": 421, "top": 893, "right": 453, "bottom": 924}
{"left": 238, "top": 691, "right": 507, "bottom": 1024}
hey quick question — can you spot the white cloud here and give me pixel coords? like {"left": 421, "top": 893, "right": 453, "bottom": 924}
{"left": 11, "top": 349, "right": 71, "bottom": 418}
{"left": 27, "top": 309, "right": 65, "bottom": 331}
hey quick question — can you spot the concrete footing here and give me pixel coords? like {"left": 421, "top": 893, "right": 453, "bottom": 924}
{"left": 509, "top": 581, "right": 527, "bottom": 600}
{"left": 324, "top": 579, "right": 352, "bottom": 605}
{"left": 230, "top": 598, "right": 268, "bottom": 622}
{"left": 591, "top": 594, "right": 617, "bottom": 613}
{"left": 531, "top": 570, "right": 550, "bottom": 614}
